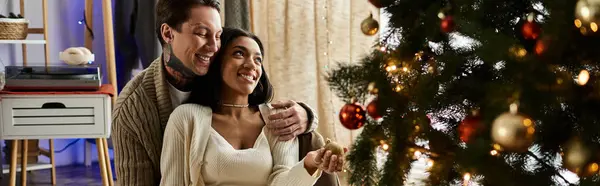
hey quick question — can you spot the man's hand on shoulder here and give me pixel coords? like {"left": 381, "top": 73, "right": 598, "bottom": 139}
{"left": 267, "top": 100, "right": 308, "bottom": 141}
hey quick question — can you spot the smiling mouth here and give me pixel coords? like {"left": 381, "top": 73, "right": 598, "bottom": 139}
{"left": 239, "top": 73, "right": 257, "bottom": 82}
{"left": 195, "top": 53, "right": 211, "bottom": 63}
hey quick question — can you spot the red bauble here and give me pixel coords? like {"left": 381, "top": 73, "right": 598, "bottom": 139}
{"left": 366, "top": 99, "right": 382, "bottom": 120}
{"left": 440, "top": 16, "right": 455, "bottom": 33}
{"left": 368, "top": 0, "right": 383, "bottom": 8}
{"left": 535, "top": 39, "right": 545, "bottom": 55}
{"left": 339, "top": 102, "right": 367, "bottom": 130}
{"left": 522, "top": 21, "right": 541, "bottom": 40}
{"left": 458, "top": 115, "right": 482, "bottom": 143}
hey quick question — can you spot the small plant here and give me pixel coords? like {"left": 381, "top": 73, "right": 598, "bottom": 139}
{"left": 0, "top": 13, "right": 24, "bottom": 19}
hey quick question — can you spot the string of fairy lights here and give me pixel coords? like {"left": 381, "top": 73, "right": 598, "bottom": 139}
{"left": 323, "top": 0, "right": 340, "bottom": 145}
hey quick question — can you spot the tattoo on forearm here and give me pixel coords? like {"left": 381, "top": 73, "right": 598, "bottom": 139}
{"left": 163, "top": 44, "right": 196, "bottom": 90}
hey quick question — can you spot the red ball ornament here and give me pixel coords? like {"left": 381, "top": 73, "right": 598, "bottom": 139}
{"left": 522, "top": 21, "right": 541, "bottom": 40}
{"left": 535, "top": 39, "right": 545, "bottom": 55}
{"left": 458, "top": 114, "right": 482, "bottom": 143}
{"left": 339, "top": 102, "right": 367, "bottom": 130}
{"left": 368, "top": 0, "right": 383, "bottom": 8}
{"left": 366, "top": 99, "right": 382, "bottom": 120}
{"left": 440, "top": 16, "right": 455, "bottom": 33}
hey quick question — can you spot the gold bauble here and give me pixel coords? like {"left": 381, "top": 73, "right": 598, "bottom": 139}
{"left": 575, "top": 0, "right": 600, "bottom": 33}
{"left": 323, "top": 138, "right": 344, "bottom": 156}
{"left": 563, "top": 137, "right": 592, "bottom": 174}
{"left": 580, "top": 162, "right": 600, "bottom": 177}
{"left": 576, "top": 0, "right": 600, "bottom": 22}
{"left": 491, "top": 112, "right": 535, "bottom": 152}
{"left": 361, "top": 13, "right": 379, "bottom": 36}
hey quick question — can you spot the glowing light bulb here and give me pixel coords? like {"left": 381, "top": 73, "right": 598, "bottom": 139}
{"left": 413, "top": 150, "right": 422, "bottom": 159}
{"left": 426, "top": 159, "right": 434, "bottom": 168}
{"left": 394, "top": 85, "right": 403, "bottom": 92}
{"left": 493, "top": 144, "right": 503, "bottom": 151}
{"left": 517, "top": 48, "right": 527, "bottom": 57}
{"left": 379, "top": 46, "right": 387, "bottom": 52}
{"left": 381, "top": 143, "right": 389, "bottom": 151}
{"left": 578, "top": 70, "right": 590, "bottom": 86}
{"left": 463, "top": 173, "right": 472, "bottom": 186}
{"left": 581, "top": 6, "right": 591, "bottom": 20}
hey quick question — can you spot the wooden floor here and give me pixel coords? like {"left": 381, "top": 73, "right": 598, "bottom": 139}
{"left": 0, "top": 161, "right": 114, "bottom": 186}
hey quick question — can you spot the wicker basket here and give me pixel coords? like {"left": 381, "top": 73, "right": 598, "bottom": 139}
{"left": 0, "top": 18, "right": 29, "bottom": 40}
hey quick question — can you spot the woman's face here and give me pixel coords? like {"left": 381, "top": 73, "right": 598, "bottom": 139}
{"left": 163, "top": 5, "right": 222, "bottom": 76}
{"left": 220, "top": 37, "right": 264, "bottom": 95}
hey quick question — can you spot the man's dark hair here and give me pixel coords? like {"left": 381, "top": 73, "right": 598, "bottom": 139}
{"left": 188, "top": 27, "right": 274, "bottom": 110}
{"left": 155, "top": 0, "right": 220, "bottom": 47}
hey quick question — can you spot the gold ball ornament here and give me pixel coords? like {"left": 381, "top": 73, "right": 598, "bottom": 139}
{"left": 491, "top": 112, "right": 535, "bottom": 152}
{"left": 575, "top": 0, "right": 600, "bottom": 33}
{"left": 580, "top": 162, "right": 600, "bottom": 177}
{"left": 576, "top": 0, "right": 600, "bottom": 22}
{"left": 361, "top": 13, "right": 379, "bottom": 36}
{"left": 323, "top": 138, "right": 344, "bottom": 156}
{"left": 563, "top": 137, "right": 593, "bottom": 175}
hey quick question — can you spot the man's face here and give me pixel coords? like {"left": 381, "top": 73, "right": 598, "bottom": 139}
{"left": 162, "top": 5, "right": 222, "bottom": 76}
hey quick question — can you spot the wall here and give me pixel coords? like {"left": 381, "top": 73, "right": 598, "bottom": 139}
{"left": 0, "top": 0, "right": 113, "bottom": 167}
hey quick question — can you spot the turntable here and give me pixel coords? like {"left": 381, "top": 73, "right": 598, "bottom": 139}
{"left": 3, "top": 65, "right": 101, "bottom": 91}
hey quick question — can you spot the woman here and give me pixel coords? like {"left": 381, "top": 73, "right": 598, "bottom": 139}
{"left": 160, "top": 27, "right": 344, "bottom": 186}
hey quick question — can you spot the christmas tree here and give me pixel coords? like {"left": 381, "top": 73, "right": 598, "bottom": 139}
{"left": 327, "top": 0, "right": 600, "bottom": 185}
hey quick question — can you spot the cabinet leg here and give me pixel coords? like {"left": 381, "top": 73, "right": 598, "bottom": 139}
{"left": 49, "top": 139, "right": 56, "bottom": 185}
{"left": 9, "top": 140, "right": 19, "bottom": 186}
{"left": 21, "top": 140, "right": 28, "bottom": 186}
{"left": 102, "top": 138, "right": 114, "bottom": 186}
{"left": 96, "top": 138, "right": 109, "bottom": 186}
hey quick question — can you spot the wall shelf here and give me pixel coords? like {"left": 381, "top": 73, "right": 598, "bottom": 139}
{"left": 0, "top": 40, "right": 47, "bottom": 44}
{"left": 0, "top": 0, "right": 117, "bottom": 185}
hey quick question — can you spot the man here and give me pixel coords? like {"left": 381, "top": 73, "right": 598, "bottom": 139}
{"left": 111, "top": 0, "right": 319, "bottom": 185}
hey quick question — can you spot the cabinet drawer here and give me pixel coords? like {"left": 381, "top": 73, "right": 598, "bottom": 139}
{"left": 0, "top": 95, "right": 111, "bottom": 139}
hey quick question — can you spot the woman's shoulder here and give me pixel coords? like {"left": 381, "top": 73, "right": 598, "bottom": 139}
{"left": 173, "top": 103, "right": 213, "bottom": 114}
{"left": 257, "top": 103, "right": 278, "bottom": 128}
{"left": 168, "top": 103, "right": 213, "bottom": 128}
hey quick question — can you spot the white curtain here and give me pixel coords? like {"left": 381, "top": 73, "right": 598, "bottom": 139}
{"left": 250, "top": 1, "right": 380, "bottom": 184}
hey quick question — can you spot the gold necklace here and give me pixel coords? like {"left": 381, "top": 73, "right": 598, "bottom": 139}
{"left": 219, "top": 103, "right": 249, "bottom": 108}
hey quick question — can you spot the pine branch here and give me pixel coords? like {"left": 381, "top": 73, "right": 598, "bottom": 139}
{"left": 346, "top": 124, "right": 381, "bottom": 186}
{"left": 525, "top": 151, "right": 573, "bottom": 186}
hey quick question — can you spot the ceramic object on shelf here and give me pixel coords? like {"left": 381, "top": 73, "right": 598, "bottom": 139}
{"left": 59, "top": 47, "right": 95, "bottom": 65}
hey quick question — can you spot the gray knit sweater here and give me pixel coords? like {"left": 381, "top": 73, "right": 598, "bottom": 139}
{"left": 112, "top": 57, "right": 174, "bottom": 186}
